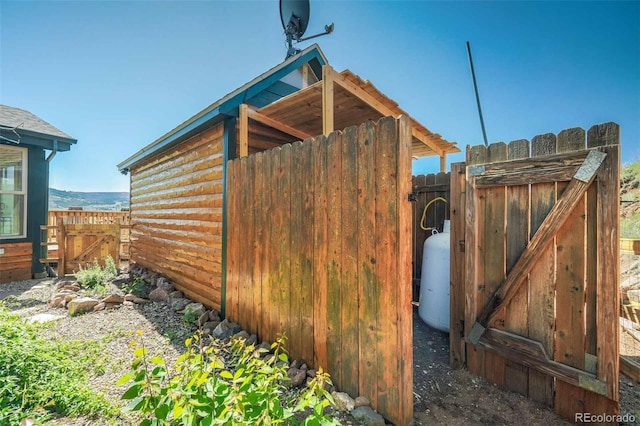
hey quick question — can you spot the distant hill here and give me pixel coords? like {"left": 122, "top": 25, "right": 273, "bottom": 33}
{"left": 49, "top": 188, "right": 129, "bottom": 211}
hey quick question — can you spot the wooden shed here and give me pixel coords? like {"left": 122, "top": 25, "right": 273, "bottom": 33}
{"left": 117, "top": 44, "right": 459, "bottom": 312}
{"left": 0, "top": 105, "right": 77, "bottom": 283}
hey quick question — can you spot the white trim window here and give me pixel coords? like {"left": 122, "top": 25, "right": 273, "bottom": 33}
{"left": 0, "top": 145, "right": 28, "bottom": 238}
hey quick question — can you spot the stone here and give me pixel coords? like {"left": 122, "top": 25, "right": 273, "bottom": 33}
{"left": 300, "top": 363, "right": 308, "bottom": 371}
{"left": 105, "top": 302, "right": 123, "bottom": 309}
{"left": 149, "top": 287, "right": 170, "bottom": 302}
{"left": 169, "top": 290, "right": 183, "bottom": 299}
{"left": 291, "top": 359, "right": 302, "bottom": 369}
{"left": 246, "top": 334, "right": 258, "bottom": 346}
{"left": 196, "top": 311, "right": 210, "bottom": 326}
{"left": 350, "top": 406, "right": 385, "bottom": 426}
{"left": 129, "top": 296, "right": 150, "bottom": 304}
{"left": 28, "top": 313, "right": 65, "bottom": 323}
{"left": 50, "top": 294, "right": 67, "bottom": 308}
{"left": 212, "top": 319, "right": 241, "bottom": 339}
{"left": 209, "top": 309, "right": 221, "bottom": 322}
{"left": 56, "top": 279, "right": 76, "bottom": 290}
{"left": 307, "top": 369, "right": 317, "bottom": 378}
{"left": 124, "top": 294, "right": 136, "bottom": 301}
{"left": 102, "top": 294, "right": 124, "bottom": 304}
{"left": 67, "top": 297, "right": 100, "bottom": 316}
{"left": 184, "top": 302, "right": 206, "bottom": 319}
{"left": 123, "top": 300, "right": 135, "bottom": 306}
{"left": 170, "top": 298, "right": 190, "bottom": 311}
{"left": 234, "top": 330, "right": 250, "bottom": 341}
{"left": 287, "top": 367, "right": 307, "bottom": 387}
{"left": 332, "top": 391, "right": 355, "bottom": 412}
{"left": 257, "top": 341, "right": 271, "bottom": 352}
{"left": 156, "top": 278, "right": 175, "bottom": 292}
{"left": 93, "top": 302, "right": 106, "bottom": 311}
{"left": 201, "top": 321, "right": 220, "bottom": 335}
{"left": 354, "top": 396, "right": 371, "bottom": 407}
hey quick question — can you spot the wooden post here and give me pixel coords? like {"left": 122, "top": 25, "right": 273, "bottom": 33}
{"left": 449, "top": 162, "right": 466, "bottom": 369}
{"left": 440, "top": 154, "right": 446, "bottom": 172}
{"left": 322, "top": 65, "right": 334, "bottom": 136}
{"left": 239, "top": 103, "right": 249, "bottom": 158}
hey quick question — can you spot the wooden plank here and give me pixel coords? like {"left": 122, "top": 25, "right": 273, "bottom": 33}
{"left": 239, "top": 104, "right": 248, "bottom": 157}
{"left": 265, "top": 148, "right": 281, "bottom": 344}
{"left": 225, "top": 158, "right": 238, "bottom": 321}
{"left": 504, "top": 138, "right": 530, "bottom": 395}
{"left": 357, "top": 121, "right": 378, "bottom": 403}
{"left": 527, "top": 132, "right": 557, "bottom": 406}
{"left": 325, "top": 130, "right": 342, "bottom": 387}
{"left": 449, "top": 162, "right": 466, "bottom": 369}
{"left": 374, "top": 116, "right": 401, "bottom": 422}
{"left": 471, "top": 149, "right": 589, "bottom": 188}
{"left": 322, "top": 65, "right": 334, "bottom": 135}
{"left": 278, "top": 144, "right": 292, "bottom": 342}
{"left": 397, "top": 115, "right": 414, "bottom": 424}
{"left": 340, "top": 126, "right": 359, "bottom": 396}
{"left": 482, "top": 142, "right": 507, "bottom": 388}
{"left": 595, "top": 140, "right": 620, "bottom": 402}
{"left": 245, "top": 154, "right": 256, "bottom": 333}
{"left": 620, "top": 355, "right": 640, "bottom": 383}
{"left": 289, "top": 141, "right": 304, "bottom": 362}
{"left": 247, "top": 106, "right": 312, "bottom": 141}
{"left": 465, "top": 144, "right": 486, "bottom": 378}
{"left": 299, "top": 139, "right": 315, "bottom": 366}
{"left": 554, "top": 128, "right": 588, "bottom": 419}
{"left": 312, "top": 134, "right": 329, "bottom": 371}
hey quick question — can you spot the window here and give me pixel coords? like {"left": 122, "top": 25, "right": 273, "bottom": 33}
{"left": 0, "top": 145, "right": 27, "bottom": 238}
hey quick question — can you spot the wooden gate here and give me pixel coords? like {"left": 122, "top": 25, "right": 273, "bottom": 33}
{"left": 226, "top": 116, "right": 413, "bottom": 425}
{"left": 450, "top": 123, "right": 620, "bottom": 422}
{"left": 58, "top": 224, "right": 120, "bottom": 274}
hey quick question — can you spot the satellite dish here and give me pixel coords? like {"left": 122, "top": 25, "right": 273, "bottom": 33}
{"left": 280, "top": 0, "right": 334, "bottom": 59}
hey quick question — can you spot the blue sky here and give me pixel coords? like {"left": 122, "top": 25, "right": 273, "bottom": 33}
{"left": 1, "top": 0, "right": 638, "bottom": 192}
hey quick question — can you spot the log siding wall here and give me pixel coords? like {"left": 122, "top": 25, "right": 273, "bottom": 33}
{"left": 129, "top": 123, "right": 224, "bottom": 309}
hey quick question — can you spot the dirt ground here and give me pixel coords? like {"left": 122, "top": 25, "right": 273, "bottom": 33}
{"left": 1, "top": 278, "right": 639, "bottom": 425}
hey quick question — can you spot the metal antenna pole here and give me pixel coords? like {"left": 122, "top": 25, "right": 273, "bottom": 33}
{"left": 466, "top": 41, "right": 488, "bottom": 147}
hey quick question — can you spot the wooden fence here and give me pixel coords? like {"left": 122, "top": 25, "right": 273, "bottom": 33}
{"left": 226, "top": 116, "right": 413, "bottom": 425}
{"left": 450, "top": 123, "right": 620, "bottom": 422}
{"left": 43, "top": 209, "right": 130, "bottom": 263}
{"left": 411, "top": 173, "right": 450, "bottom": 300}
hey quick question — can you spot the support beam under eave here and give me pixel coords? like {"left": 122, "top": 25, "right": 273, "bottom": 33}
{"left": 440, "top": 154, "right": 447, "bottom": 172}
{"left": 239, "top": 103, "right": 249, "bottom": 157}
{"left": 322, "top": 65, "right": 334, "bottom": 135}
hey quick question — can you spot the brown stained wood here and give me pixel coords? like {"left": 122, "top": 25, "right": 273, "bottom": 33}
{"left": 289, "top": 141, "right": 305, "bottom": 363}
{"left": 450, "top": 163, "right": 466, "bottom": 369}
{"left": 397, "top": 116, "right": 414, "bottom": 423}
{"left": 374, "top": 116, "right": 401, "bottom": 423}
{"left": 340, "top": 126, "right": 359, "bottom": 396}
{"left": 239, "top": 104, "right": 249, "bottom": 157}
{"left": 504, "top": 138, "right": 531, "bottom": 396}
{"left": 253, "top": 152, "right": 265, "bottom": 341}
{"left": 412, "top": 174, "right": 427, "bottom": 292}
{"left": 322, "top": 65, "right": 334, "bottom": 135}
{"left": 587, "top": 122, "right": 620, "bottom": 147}
{"left": 278, "top": 145, "right": 292, "bottom": 342}
{"left": 299, "top": 140, "right": 315, "bottom": 365}
{"left": 620, "top": 355, "right": 640, "bottom": 383}
{"left": 266, "top": 148, "right": 282, "bottom": 344}
{"left": 357, "top": 121, "right": 378, "bottom": 403}
{"left": 465, "top": 145, "right": 485, "bottom": 377}
{"left": 526, "top": 135, "right": 557, "bottom": 406}
{"left": 246, "top": 106, "right": 312, "bottom": 141}
{"left": 0, "top": 242, "right": 32, "bottom": 283}
{"left": 596, "top": 145, "right": 620, "bottom": 402}
{"left": 225, "top": 158, "right": 238, "bottom": 321}
{"left": 554, "top": 129, "right": 587, "bottom": 417}
{"left": 483, "top": 142, "right": 507, "bottom": 388}
{"left": 472, "top": 150, "right": 588, "bottom": 188}
{"left": 312, "top": 135, "right": 329, "bottom": 371}
{"left": 326, "top": 130, "right": 343, "bottom": 388}
{"left": 246, "top": 154, "right": 257, "bottom": 333}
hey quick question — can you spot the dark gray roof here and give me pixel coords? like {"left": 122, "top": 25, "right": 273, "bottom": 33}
{"left": 0, "top": 104, "right": 74, "bottom": 140}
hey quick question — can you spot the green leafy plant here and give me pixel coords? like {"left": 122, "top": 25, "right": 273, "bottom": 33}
{"left": 123, "top": 275, "right": 147, "bottom": 297}
{"left": 0, "top": 304, "right": 116, "bottom": 424}
{"left": 118, "top": 331, "right": 339, "bottom": 425}
{"left": 75, "top": 255, "right": 117, "bottom": 296}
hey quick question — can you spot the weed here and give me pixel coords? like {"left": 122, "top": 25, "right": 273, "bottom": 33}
{"left": 0, "top": 304, "right": 116, "bottom": 424}
{"left": 75, "top": 255, "right": 117, "bottom": 296}
{"left": 118, "top": 331, "right": 340, "bottom": 425}
{"left": 122, "top": 275, "right": 147, "bottom": 297}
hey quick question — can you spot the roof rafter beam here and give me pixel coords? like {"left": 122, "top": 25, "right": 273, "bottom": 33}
{"left": 328, "top": 67, "right": 446, "bottom": 157}
{"left": 246, "top": 105, "right": 313, "bottom": 142}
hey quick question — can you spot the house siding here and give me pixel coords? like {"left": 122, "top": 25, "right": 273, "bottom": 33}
{"left": 130, "top": 123, "right": 224, "bottom": 309}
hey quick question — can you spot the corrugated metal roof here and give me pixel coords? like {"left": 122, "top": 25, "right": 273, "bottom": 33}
{"left": 0, "top": 104, "right": 75, "bottom": 140}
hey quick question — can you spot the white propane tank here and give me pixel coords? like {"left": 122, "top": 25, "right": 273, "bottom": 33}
{"left": 418, "top": 220, "right": 450, "bottom": 332}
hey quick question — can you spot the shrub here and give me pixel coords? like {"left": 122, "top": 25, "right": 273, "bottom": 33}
{"left": 118, "top": 331, "right": 340, "bottom": 425}
{"left": 0, "top": 304, "right": 116, "bottom": 424}
{"left": 75, "top": 255, "right": 117, "bottom": 295}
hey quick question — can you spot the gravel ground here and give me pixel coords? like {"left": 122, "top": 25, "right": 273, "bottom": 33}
{"left": 1, "top": 276, "right": 639, "bottom": 425}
